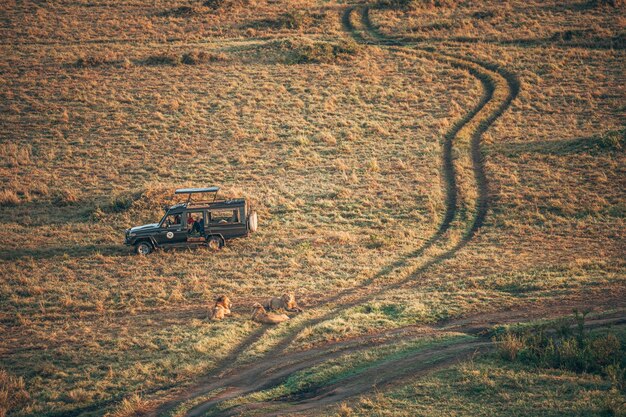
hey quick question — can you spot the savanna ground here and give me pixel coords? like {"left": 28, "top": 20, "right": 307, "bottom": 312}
{"left": 1, "top": 0, "right": 625, "bottom": 416}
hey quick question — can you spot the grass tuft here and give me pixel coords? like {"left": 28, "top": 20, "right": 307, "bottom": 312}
{"left": 0, "top": 369, "right": 30, "bottom": 417}
{"left": 108, "top": 393, "right": 151, "bottom": 417}
{"left": 0, "top": 190, "right": 20, "bottom": 207}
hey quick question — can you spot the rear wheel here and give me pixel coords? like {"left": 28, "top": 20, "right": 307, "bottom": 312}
{"left": 135, "top": 241, "right": 152, "bottom": 255}
{"left": 207, "top": 236, "right": 223, "bottom": 251}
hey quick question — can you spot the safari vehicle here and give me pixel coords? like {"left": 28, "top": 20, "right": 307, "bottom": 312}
{"left": 124, "top": 187, "right": 258, "bottom": 255}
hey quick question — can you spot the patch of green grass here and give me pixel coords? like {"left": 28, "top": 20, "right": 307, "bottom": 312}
{"left": 338, "top": 343, "right": 626, "bottom": 416}
{"left": 494, "top": 313, "right": 626, "bottom": 382}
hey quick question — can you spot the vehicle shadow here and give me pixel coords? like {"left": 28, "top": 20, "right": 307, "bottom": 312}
{"left": 0, "top": 244, "right": 129, "bottom": 261}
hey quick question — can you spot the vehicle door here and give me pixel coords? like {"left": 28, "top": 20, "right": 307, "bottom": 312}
{"left": 206, "top": 207, "right": 247, "bottom": 239}
{"left": 156, "top": 212, "right": 187, "bottom": 245}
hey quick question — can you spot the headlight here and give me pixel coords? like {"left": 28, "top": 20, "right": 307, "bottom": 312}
{"left": 129, "top": 233, "right": 136, "bottom": 237}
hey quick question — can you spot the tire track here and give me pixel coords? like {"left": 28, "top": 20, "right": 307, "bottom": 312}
{"left": 201, "top": 7, "right": 520, "bottom": 413}
{"left": 208, "top": 313, "right": 626, "bottom": 417}
{"left": 148, "top": 4, "right": 520, "bottom": 416}
{"left": 147, "top": 16, "right": 476, "bottom": 417}
{"left": 182, "top": 311, "right": 626, "bottom": 417}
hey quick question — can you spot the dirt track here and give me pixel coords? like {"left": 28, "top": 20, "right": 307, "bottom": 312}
{"left": 182, "top": 305, "right": 626, "bottom": 417}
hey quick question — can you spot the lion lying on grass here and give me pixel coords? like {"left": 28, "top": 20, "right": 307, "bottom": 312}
{"left": 208, "top": 295, "right": 232, "bottom": 321}
{"left": 265, "top": 293, "right": 303, "bottom": 312}
{"left": 251, "top": 303, "right": 289, "bottom": 324}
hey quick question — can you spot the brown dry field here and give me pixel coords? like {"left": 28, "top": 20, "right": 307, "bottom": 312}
{"left": 1, "top": 1, "right": 625, "bottom": 416}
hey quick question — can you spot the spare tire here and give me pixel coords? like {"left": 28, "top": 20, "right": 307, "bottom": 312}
{"left": 248, "top": 210, "right": 258, "bottom": 232}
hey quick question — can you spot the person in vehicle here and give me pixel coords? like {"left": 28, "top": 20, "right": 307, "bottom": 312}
{"left": 197, "top": 216, "right": 205, "bottom": 235}
{"left": 187, "top": 214, "right": 196, "bottom": 233}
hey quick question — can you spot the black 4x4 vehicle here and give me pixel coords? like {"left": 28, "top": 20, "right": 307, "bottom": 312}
{"left": 124, "top": 187, "right": 258, "bottom": 255}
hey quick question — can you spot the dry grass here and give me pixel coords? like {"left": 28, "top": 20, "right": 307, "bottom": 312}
{"left": 0, "top": 370, "right": 30, "bottom": 417}
{"left": 0, "top": 0, "right": 624, "bottom": 415}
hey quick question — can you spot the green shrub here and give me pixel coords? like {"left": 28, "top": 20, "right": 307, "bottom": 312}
{"left": 496, "top": 312, "right": 625, "bottom": 378}
{"left": 604, "top": 364, "right": 626, "bottom": 391}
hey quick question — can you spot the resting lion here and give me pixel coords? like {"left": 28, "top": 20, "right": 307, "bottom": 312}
{"left": 208, "top": 295, "right": 232, "bottom": 321}
{"left": 265, "top": 293, "right": 302, "bottom": 312}
{"left": 251, "top": 303, "right": 289, "bottom": 324}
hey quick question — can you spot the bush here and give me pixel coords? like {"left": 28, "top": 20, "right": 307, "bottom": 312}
{"left": 107, "top": 195, "right": 134, "bottom": 213}
{"left": 204, "top": 0, "right": 244, "bottom": 11}
{"left": 246, "top": 11, "right": 326, "bottom": 31}
{"left": 53, "top": 188, "right": 79, "bottom": 206}
{"left": 377, "top": 0, "right": 454, "bottom": 9}
{"left": 591, "top": 0, "right": 625, "bottom": 8}
{"left": 73, "top": 51, "right": 125, "bottom": 68}
{"left": 498, "top": 332, "right": 525, "bottom": 361}
{"left": 596, "top": 129, "right": 624, "bottom": 151}
{"left": 280, "top": 11, "right": 315, "bottom": 29}
{"left": 158, "top": 6, "right": 199, "bottom": 17}
{"left": 181, "top": 50, "right": 227, "bottom": 65}
{"left": 143, "top": 54, "right": 180, "bottom": 66}
{"left": 496, "top": 312, "right": 626, "bottom": 377}
{"left": 285, "top": 39, "right": 361, "bottom": 64}
{"left": 0, "top": 190, "right": 20, "bottom": 207}
{"left": 74, "top": 55, "right": 107, "bottom": 68}
{"left": 473, "top": 10, "right": 497, "bottom": 19}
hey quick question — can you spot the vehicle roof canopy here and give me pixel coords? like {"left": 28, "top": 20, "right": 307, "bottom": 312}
{"left": 175, "top": 187, "right": 220, "bottom": 194}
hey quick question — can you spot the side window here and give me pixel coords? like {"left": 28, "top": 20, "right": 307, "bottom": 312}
{"left": 186, "top": 211, "right": 205, "bottom": 229}
{"left": 209, "top": 209, "right": 239, "bottom": 224}
{"left": 162, "top": 214, "right": 181, "bottom": 228}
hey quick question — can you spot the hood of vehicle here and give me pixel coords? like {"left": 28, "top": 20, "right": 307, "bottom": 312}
{"left": 129, "top": 223, "right": 159, "bottom": 233}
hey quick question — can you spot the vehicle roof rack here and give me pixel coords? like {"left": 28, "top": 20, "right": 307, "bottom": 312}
{"left": 175, "top": 187, "right": 220, "bottom": 204}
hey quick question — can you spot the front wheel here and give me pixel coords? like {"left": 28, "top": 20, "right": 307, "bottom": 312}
{"left": 207, "top": 236, "right": 223, "bottom": 251}
{"left": 135, "top": 241, "right": 152, "bottom": 255}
